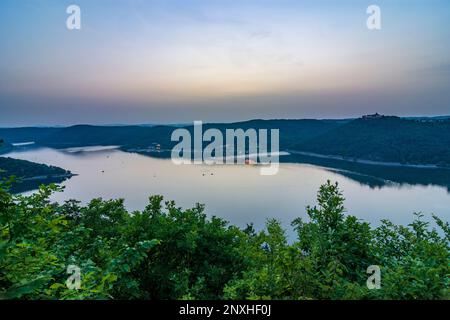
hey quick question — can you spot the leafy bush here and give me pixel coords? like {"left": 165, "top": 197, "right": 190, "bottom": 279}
{"left": 0, "top": 180, "right": 448, "bottom": 299}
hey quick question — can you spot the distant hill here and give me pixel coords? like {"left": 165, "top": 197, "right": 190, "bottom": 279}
{"left": 0, "top": 157, "right": 73, "bottom": 193}
{"left": 403, "top": 115, "right": 450, "bottom": 121}
{"left": 0, "top": 127, "right": 60, "bottom": 144}
{"left": 1, "top": 116, "right": 450, "bottom": 167}
{"left": 291, "top": 116, "right": 450, "bottom": 166}
{"left": 188, "top": 119, "right": 347, "bottom": 150}
{"left": 0, "top": 137, "right": 73, "bottom": 192}
{"left": 33, "top": 125, "right": 179, "bottom": 151}
{"left": 0, "top": 157, "right": 71, "bottom": 180}
{"left": 0, "top": 140, "right": 13, "bottom": 155}
{"left": 1, "top": 119, "right": 345, "bottom": 151}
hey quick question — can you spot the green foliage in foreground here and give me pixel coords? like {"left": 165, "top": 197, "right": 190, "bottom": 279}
{"left": 0, "top": 180, "right": 448, "bottom": 300}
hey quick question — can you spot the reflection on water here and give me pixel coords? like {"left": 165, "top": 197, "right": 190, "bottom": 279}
{"left": 4, "top": 146, "right": 450, "bottom": 237}
{"left": 283, "top": 154, "right": 450, "bottom": 192}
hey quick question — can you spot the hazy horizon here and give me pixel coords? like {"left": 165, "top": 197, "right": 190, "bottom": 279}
{"left": 2, "top": 112, "right": 450, "bottom": 129}
{"left": 1, "top": 0, "right": 450, "bottom": 126}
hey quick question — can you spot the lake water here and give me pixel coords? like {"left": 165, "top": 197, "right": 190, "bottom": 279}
{"left": 4, "top": 146, "right": 450, "bottom": 238}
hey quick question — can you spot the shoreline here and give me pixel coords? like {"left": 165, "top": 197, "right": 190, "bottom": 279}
{"left": 286, "top": 150, "right": 448, "bottom": 169}
{"left": 127, "top": 147, "right": 449, "bottom": 170}
{"left": 4, "top": 144, "right": 449, "bottom": 172}
{"left": 21, "top": 173, "right": 76, "bottom": 181}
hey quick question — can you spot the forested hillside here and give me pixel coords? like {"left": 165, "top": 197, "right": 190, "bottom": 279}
{"left": 0, "top": 180, "right": 448, "bottom": 300}
{"left": 0, "top": 157, "right": 71, "bottom": 181}
{"left": 20, "top": 119, "right": 344, "bottom": 151}
{"left": 292, "top": 116, "right": 450, "bottom": 166}
{"left": 0, "top": 138, "right": 73, "bottom": 192}
{"left": 1, "top": 116, "right": 450, "bottom": 166}
{"left": 0, "top": 139, "right": 12, "bottom": 155}
{"left": 0, "top": 128, "right": 60, "bottom": 144}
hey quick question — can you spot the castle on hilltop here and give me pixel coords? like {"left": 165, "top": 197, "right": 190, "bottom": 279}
{"left": 362, "top": 113, "right": 384, "bottom": 119}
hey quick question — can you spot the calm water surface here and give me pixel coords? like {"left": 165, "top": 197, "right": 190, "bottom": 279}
{"left": 5, "top": 146, "right": 450, "bottom": 237}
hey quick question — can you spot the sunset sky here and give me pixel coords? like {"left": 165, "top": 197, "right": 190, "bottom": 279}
{"left": 1, "top": 0, "right": 450, "bottom": 126}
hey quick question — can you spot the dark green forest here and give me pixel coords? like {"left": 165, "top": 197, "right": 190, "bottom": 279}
{"left": 0, "top": 180, "right": 448, "bottom": 300}
{"left": 0, "top": 139, "right": 12, "bottom": 155}
{"left": 0, "top": 139, "right": 72, "bottom": 192}
{"left": 293, "top": 116, "right": 450, "bottom": 166}
{"left": 0, "top": 157, "right": 71, "bottom": 181}
{"left": 0, "top": 157, "right": 73, "bottom": 193}
{"left": 1, "top": 115, "right": 450, "bottom": 166}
